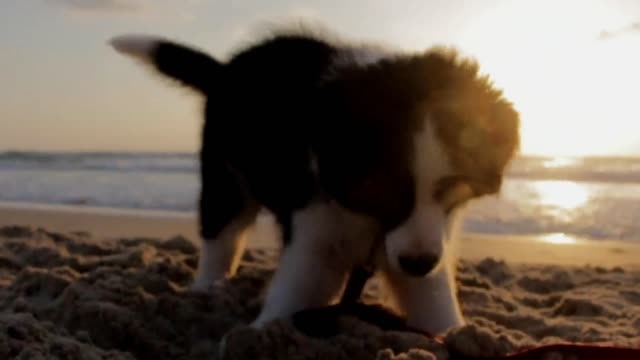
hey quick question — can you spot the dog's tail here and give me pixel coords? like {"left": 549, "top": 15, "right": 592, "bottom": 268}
{"left": 110, "top": 34, "right": 221, "bottom": 93}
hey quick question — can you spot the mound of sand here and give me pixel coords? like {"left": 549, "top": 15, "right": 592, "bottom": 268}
{"left": 0, "top": 226, "right": 638, "bottom": 359}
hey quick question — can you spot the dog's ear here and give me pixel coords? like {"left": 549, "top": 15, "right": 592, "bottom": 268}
{"left": 110, "top": 34, "right": 222, "bottom": 93}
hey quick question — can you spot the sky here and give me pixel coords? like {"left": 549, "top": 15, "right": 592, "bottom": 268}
{"left": 1, "top": 0, "right": 640, "bottom": 156}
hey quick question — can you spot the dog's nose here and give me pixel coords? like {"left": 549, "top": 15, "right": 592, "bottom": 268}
{"left": 397, "top": 254, "right": 439, "bottom": 277}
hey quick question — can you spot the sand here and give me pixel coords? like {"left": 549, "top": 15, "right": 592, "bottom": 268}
{"left": 0, "top": 202, "right": 199, "bottom": 240}
{"left": 0, "top": 216, "right": 639, "bottom": 359}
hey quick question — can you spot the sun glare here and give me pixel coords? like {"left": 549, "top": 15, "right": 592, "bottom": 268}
{"left": 532, "top": 180, "right": 591, "bottom": 217}
{"left": 542, "top": 157, "right": 580, "bottom": 169}
{"left": 539, "top": 233, "right": 580, "bottom": 245}
{"left": 459, "top": 0, "right": 640, "bottom": 157}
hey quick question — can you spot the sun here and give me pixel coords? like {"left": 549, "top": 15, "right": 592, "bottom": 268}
{"left": 458, "top": 0, "right": 640, "bottom": 157}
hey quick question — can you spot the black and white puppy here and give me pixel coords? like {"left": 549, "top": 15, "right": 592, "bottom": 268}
{"left": 110, "top": 28, "right": 519, "bottom": 335}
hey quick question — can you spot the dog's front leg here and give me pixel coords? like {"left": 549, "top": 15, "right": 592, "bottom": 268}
{"left": 191, "top": 156, "right": 258, "bottom": 291}
{"left": 383, "top": 261, "right": 464, "bottom": 335}
{"left": 191, "top": 217, "right": 256, "bottom": 291}
{"left": 251, "top": 202, "right": 352, "bottom": 328}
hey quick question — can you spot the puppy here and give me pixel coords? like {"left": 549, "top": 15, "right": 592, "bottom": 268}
{"left": 110, "top": 27, "right": 519, "bottom": 335}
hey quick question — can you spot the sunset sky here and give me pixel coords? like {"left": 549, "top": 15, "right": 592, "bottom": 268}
{"left": 1, "top": 0, "right": 640, "bottom": 156}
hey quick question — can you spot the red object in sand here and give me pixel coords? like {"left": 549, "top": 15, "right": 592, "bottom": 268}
{"left": 441, "top": 338, "right": 640, "bottom": 360}
{"left": 503, "top": 343, "right": 640, "bottom": 360}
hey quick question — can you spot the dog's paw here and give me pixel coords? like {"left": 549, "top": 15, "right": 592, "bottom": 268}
{"left": 406, "top": 311, "right": 465, "bottom": 336}
{"left": 217, "top": 332, "right": 230, "bottom": 360}
{"left": 189, "top": 274, "right": 227, "bottom": 293}
{"left": 248, "top": 317, "right": 267, "bottom": 330}
{"left": 216, "top": 325, "right": 261, "bottom": 360}
{"left": 189, "top": 280, "right": 213, "bottom": 293}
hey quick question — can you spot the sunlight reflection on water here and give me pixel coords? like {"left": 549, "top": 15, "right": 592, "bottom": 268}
{"left": 531, "top": 180, "right": 591, "bottom": 217}
{"left": 542, "top": 156, "right": 581, "bottom": 169}
{"left": 538, "top": 233, "right": 580, "bottom": 245}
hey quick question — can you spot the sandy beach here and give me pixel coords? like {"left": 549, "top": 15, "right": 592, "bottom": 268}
{"left": 0, "top": 202, "right": 639, "bottom": 359}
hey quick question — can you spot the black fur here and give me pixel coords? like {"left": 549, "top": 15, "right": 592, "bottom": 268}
{"left": 198, "top": 35, "right": 339, "bottom": 242}
{"left": 153, "top": 41, "right": 223, "bottom": 92}
{"left": 151, "top": 34, "right": 424, "bottom": 241}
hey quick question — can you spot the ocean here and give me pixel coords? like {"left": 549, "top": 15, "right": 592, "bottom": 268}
{"left": 1, "top": 151, "right": 639, "bottom": 242}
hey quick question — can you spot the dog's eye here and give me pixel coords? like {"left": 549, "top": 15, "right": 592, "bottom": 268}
{"left": 433, "top": 176, "right": 474, "bottom": 214}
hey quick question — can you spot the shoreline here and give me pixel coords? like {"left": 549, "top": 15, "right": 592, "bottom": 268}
{"left": 1, "top": 201, "right": 638, "bottom": 267}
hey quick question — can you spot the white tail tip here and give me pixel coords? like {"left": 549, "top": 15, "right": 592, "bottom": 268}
{"left": 109, "top": 34, "right": 162, "bottom": 63}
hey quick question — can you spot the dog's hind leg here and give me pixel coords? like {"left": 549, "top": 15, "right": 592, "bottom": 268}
{"left": 191, "top": 156, "right": 259, "bottom": 292}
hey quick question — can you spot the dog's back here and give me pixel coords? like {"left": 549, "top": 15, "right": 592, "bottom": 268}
{"left": 207, "top": 35, "right": 336, "bottom": 220}
{"left": 112, "top": 33, "right": 347, "bottom": 229}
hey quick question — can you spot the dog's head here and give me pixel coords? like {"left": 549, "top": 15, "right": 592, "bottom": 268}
{"left": 318, "top": 47, "right": 520, "bottom": 277}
